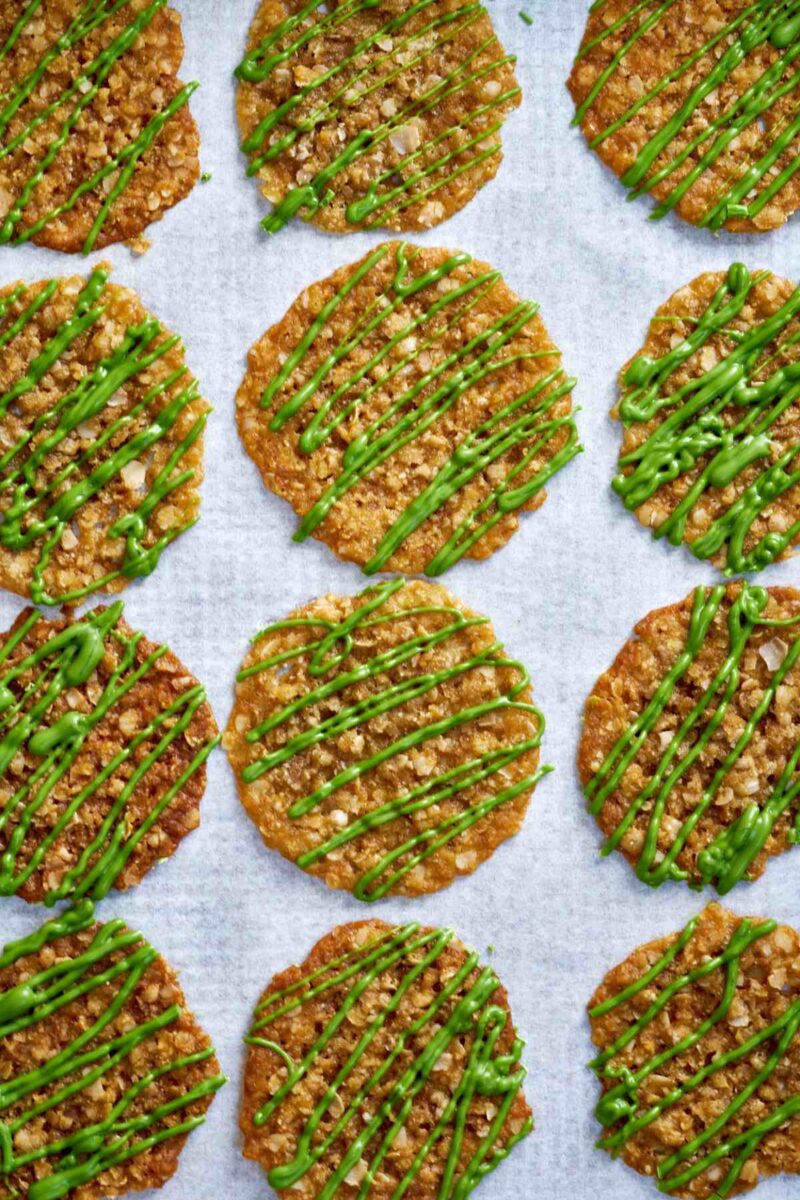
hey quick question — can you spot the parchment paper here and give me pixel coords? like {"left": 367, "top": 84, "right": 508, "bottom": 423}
{"left": 2, "top": 3, "right": 800, "bottom": 1197}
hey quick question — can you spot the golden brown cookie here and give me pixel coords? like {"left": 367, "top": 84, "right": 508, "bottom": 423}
{"left": 235, "top": 0, "right": 521, "bottom": 235}
{"left": 589, "top": 903, "right": 800, "bottom": 1199}
{"left": 241, "top": 919, "right": 532, "bottom": 1198}
{"left": 0, "top": 601, "right": 217, "bottom": 906}
{"left": 0, "top": 266, "right": 208, "bottom": 606}
{"left": 0, "top": 900, "right": 224, "bottom": 1200}
{"left": 0, "top": 0, "right": 199, "bottom": 255}
{"left": 568, "top": 0, "right": 800, "bottom": 233}
{"left": 579, "top": 580, "right": 800, "bottom": 894}
{"left": 611, "top": 264, "right": 800, "bottom": 576}
{"left": 224, "top": 578, "right": 546, "bottom": 900}
{"left": 235, "top": 241, "right": 580, "bottom": 576}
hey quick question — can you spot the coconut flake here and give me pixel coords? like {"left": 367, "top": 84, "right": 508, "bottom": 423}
{"left": 759, "top": 637, "right": 789, "bottom": 671}
{"left": 120, "top": 459, "right": 147, "bottom": 491}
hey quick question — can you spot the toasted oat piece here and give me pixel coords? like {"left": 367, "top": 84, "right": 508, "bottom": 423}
{"left": 224, "top": 578, "right": 546, "bottom": 900}
{"left": 241, "top": 919, "right": 532, "bottom": 1198}
{"left": 0, "top": 899, "right": 224, "bottom": 1200}
{"left": 568, "top": 0, "right": 800, "bottom": 233}
{"left": 611, "top": 264, "right": 800, "bottom": 576}
{"left": 0, "top": 602, "right": 217, "bottom": 906}
{"left": 579, "top": 581, "right": 800, "bottom": 894}
{"left": 0, "top": 267, "right": 208, "bottom": 606}
{"left": 235, "top": 0, "right": 521, "bottom": 236}
{"left": 589, "top": 903, "right": 800, "bottom": 1199}
{"left": 0, "top": 0, "right": 200, "bottom": 255}
{"left": 235, "top": 241, "right": 580, "bottom": 576}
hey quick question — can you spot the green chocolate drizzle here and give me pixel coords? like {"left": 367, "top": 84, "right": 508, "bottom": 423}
{"left": 614, "top": 263, "right": 800, "bottom": 575}
{"left": 246, "top": 922, "right": 531, "bottom": 1197}
{"left": 0, "top": 0, "right": 198, "bottom": 254}
{"left": 0, "top": 900, "right": 224, "bottom": 1200}
{"left": 589, "top": 910, "right": 800, "bottom": 1198}
{"left": 0, "top": 266, "right": 206, "bottom": 606}
{"left": 585, "top": 581, "right": 800, "bottom": 893}
{"left": 573, "top": 0, "right": 800, "bottom": 229}
{"left": 259, "top": 242, "right": 580, "bottom": 576}
{"left": 0, "top": 601, "right": 218, "bottom": 906}
{"left": 237, "top": 579, "right": 548, "bottom": 901}
{"left": 235, "top": 0, "right": 520, "bottom": 234}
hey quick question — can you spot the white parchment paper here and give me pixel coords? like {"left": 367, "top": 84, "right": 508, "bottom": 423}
{"left": 2, "top": 2, "right": 800, "bottom": 1197}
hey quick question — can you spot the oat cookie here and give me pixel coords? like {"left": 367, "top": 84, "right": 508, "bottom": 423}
{"left": 0, "top": 0, "right": 199, "bottom": 255}
{"left": 235, "top": 0, "right": 521, "bottom": 235}
{"left": 580, "top": 581, "right": 800, "bottom": 893}
{"left": 568, "top": 0, "right": 800, "bottom": 233}
{"left": 241, "top": 919, "right": 532, "bottom": 1198}
{"left": 589, "top": 903, "right": 800, "bottom": 1199}
{"left": 0, "top": 899, "right": 224, "bottom": 1200}
{"left": 235, "top": 241, "right": 580, "bottom": 576}
{"left": 612, "top": 264, "right": 800, "bottom": 575}
{"left": 0, "top": 267, "right": 208, "bottom": 605}
{"left": 224, "top": 578, "right": 546, "bottom": 900}
{"left": 0, "top": 601, "right": 217, "bottom": 906}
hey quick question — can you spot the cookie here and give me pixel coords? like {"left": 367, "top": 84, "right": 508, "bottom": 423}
{"left": 0, "top": 899, "right": 224, "bottom": 1200}
{"left": 568, "top": 0, "right": 800, "bottom": 233}
{"left": 235, "top": 0, "right": 521, "bottom": 235}
{"left": 0, "top": 601, "right": 218, "bottom": 906}
{"left": 0, "top": 267, "right": 208, "bottom": 605}
{"left": 612, "top": 264, "right": 800, "bottom": 575}
{"left": 0, "top": 0, "right": 199, "bottom": 255}
{"left": 589, "top": 903, "right": 800, "bottom": 1199}
{"left": 580, "top": 580, "right": 800, "bottom": 894}
{"left": 223, "top": 578, "right": 546, "bottom": 900}
{"left": 241, "top": 919, "right": 532, "bottom": 1198}
{"left": 235, "top": 241, "right": 580, "bottom": 576}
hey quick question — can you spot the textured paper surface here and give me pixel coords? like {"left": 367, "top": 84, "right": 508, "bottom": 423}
{"left": 1, "top": 2, "right": 800, "bottom": 1197}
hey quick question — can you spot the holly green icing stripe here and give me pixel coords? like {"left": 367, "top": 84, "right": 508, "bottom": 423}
{"left": 259, "top": 242, "right": 580, "bottom": 575}
{"left": 0, "top": 902, "right": 224, "bottom": 1200}
{"left": 573, "top": 0, "right": 800, "bottom": 228}
{"left": 0, "top": 0, "right": 199, "bottom": 253}
{"left": 235, "top": 1, "right": 518, "bottom": 234}
{"left": 0, "top": 602, "right": 218, "bottom": 905}
{"left": 614, "top": 263, "right": 800, "bottom": 575}
{"left": 247, "top": 922, "right": 530, "bottom": 1197}
{"left": 585, "top": 581, "right": 800, "bottom": 892}
{"left": 589, "top": 911, "right": 800, "bottom": 1197}
{"left": 238, "top": 579, "right": 547, "bottom": 901}
{"left": 0, "top": 267, "right": 205, "bottom": 605}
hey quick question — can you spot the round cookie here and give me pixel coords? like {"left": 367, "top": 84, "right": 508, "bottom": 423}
{"left": 589, "top": 903, "right": 800, "bottom": 1199}
{"left": 235, "top": 0, "right": 521, "bottom": 235}
{"left": 235, "top": 241, "right": 580, "bottom": 576}
{"left": 0, "top": 601, "right": 218, "bottom": 906}
{"left": 241, "top": 919, "right": 532, "bottom": 1198}
{"left": 612, "top": 264, "right": 800, "bottom": 576}
{"left": 0, "top": 267, "right": 208, "bottom": 605}
{"left": 0, "top": 0, "right": 199, "bottom": 254}
{"left": 0, "top": 899, "right": 224, "bottom": 1200}
{"left": 579, "top": 581, "right": 800, "bottom": 894}
{"left": 224, "top": 578, "right": 546, "bottom": 901}
{"left": 568, "top": 1, "right": 800, "bottom": 233}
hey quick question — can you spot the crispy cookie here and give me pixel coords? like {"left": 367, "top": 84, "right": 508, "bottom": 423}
{"left": 223, "top": 578, "right": 545, "bottom": 901}
{"left": 0, "top": 267, "right": 208, "bottom": 606}
{"left": 0, "top": 0, "right": 199, "bottom": 255}
{"left": 235, "top": 241, "right": 580, "bottom": 577}
{"left": 612, "top": 264, "right": 800, "bottom": 576}
{"left": 589, "top": 903, "right": 800, "bottom": 1199}
{"left": 235, "top": 0, "right": 521, "bottom": 235}
{"left": 0, "top": 601, "right": 217, "bottom": 906}
{"left": 568, "top": 0, "right": 800, "bottom": 233}
{"left": 580, "top": 581, "right": 800, "bottom": 894}
{"left": 241, "top": 919, "right": 532, "bottom": 1198}
{"left": 0, "top": 900, "right": 224, "bottom": 1200}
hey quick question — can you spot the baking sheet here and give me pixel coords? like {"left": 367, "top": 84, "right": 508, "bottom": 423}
{"left": 2, "top": 2, "right": 800, "bottom": 1197}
